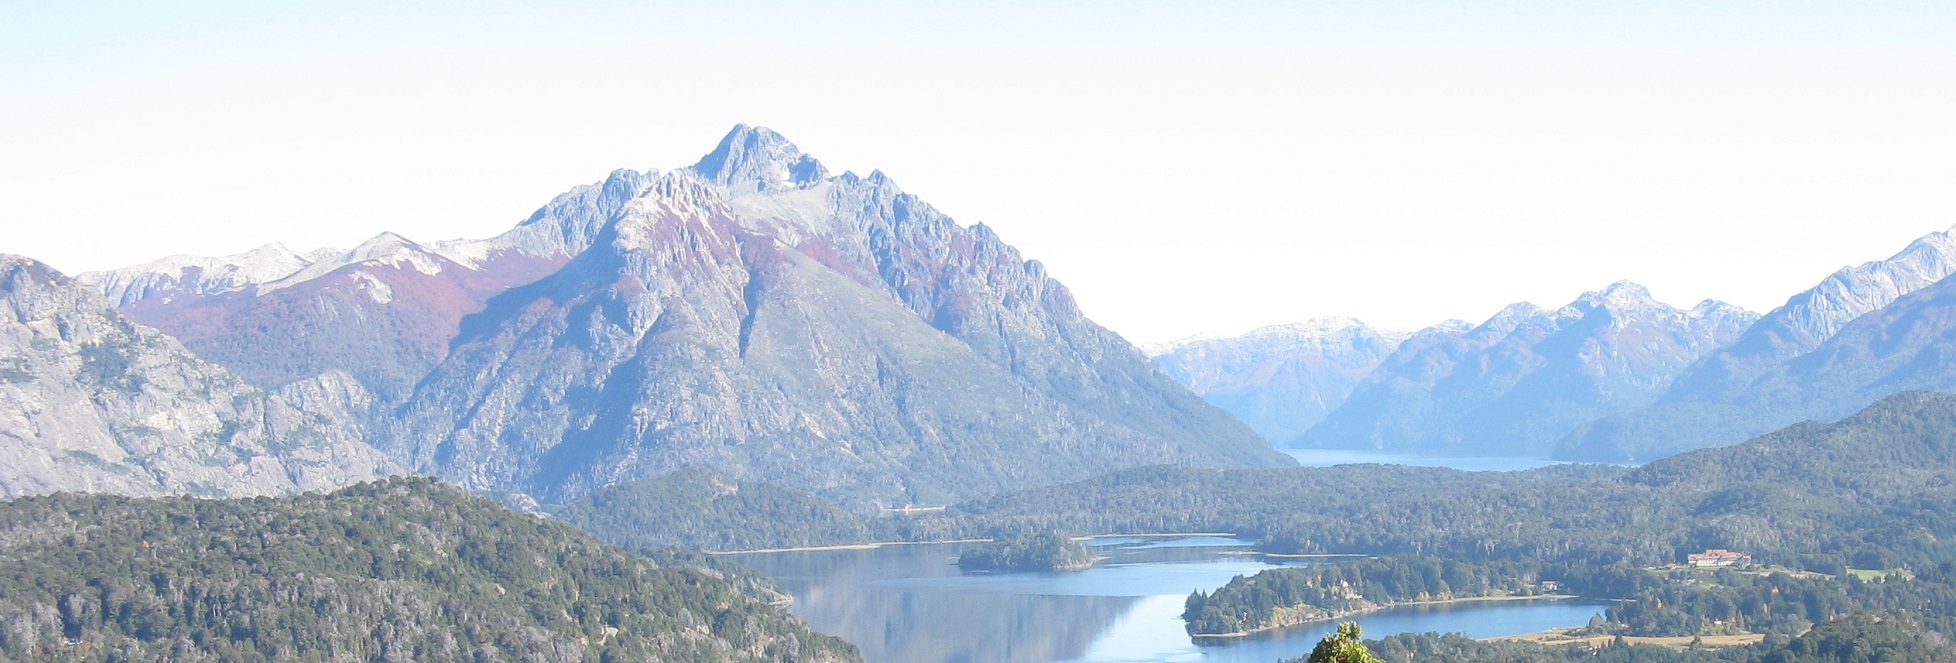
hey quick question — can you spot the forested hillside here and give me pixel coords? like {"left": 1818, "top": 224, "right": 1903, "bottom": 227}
{"left": 565, "top": 391, "right": 1956, "bottom": 571}
{"left": 933, "top": 391, "right": 1956, "bottom": 572}
{"left": 552, "top": 468, "right": 882, "bottom": 552}
{"left": 0, "top": 477, "right": 858, "bottom": 662}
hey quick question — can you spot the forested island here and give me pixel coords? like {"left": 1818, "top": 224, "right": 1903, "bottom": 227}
{"left": 956, "top": 530, "right": 1099, "bottom": 572}
{"left": 1183, "top": 557, "right": 1556, "bottom": 636}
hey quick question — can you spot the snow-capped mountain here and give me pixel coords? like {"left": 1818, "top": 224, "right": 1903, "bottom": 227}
{"left": 1559, "top": 228, "right": 1956, "bottom": 461}
{"left": 0, "top": 255, "right": 396, "bottom": 498}
{"left": 1153, "top": 318, "right": 1415, "bottom": 443}
{"left": 83, "top": 170, "right": 655, "bottom": 311}
{"left": 1300, "top": 282, "right": 1757, "bottom": 456}
{"left": 391, "top": 125, "right": 1289, "bottom": 507}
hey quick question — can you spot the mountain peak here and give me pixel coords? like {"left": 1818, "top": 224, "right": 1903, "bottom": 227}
{"left": 1689, "top": 298, "right": 1751, "bottom": 319}
{"left": 691, "top": 124, "right": 830, "bottom": 194}
{"left": 1575, "top": 280, "right": 1657, "bottom": 311}
{"left": 0, "top": 253, "right": 67, "bottom": 290}
{"left": 1479, "top": 301, "right": 1545, "bottom": 333}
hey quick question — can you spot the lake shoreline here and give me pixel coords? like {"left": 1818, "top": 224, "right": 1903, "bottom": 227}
{"left": 1190, "top": 593, "right": 1583, "bottom": 638}
{"left": 731, "top": 535, "right": 1609, "bottom": 663}
{"left": 712, "top": 532, "right": 1252, "bottom": 555}
{"left": 707, "top": 538, "right": 994, "bottom": 555}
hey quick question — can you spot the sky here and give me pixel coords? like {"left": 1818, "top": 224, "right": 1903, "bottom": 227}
{"left": 4, "top": 1, "right": 1955, "bottom": 345}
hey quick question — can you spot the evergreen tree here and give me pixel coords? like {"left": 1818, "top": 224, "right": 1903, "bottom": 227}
{"left": 1308, "top": 622, "right": 1385, "bottom": 663}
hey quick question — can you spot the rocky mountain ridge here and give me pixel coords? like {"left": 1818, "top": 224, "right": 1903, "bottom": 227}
{"left": 0, "top": 254, "right": 396, "bottom": 498}
{"left": 80, "top": 169, "right": 651, "bottom": 410}
{"left": 1296, "top": 281, "right": 1756, "bottom": 455}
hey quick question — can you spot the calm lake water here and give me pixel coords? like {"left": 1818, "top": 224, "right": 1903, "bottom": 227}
{"left": 1279, "top": 449, "right": 1572, "bottom": 472}
{"left": 730, "top": 537, "right": 1604, "bottom": 663}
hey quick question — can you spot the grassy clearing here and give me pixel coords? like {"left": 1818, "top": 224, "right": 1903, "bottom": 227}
{"left": 1496, "top": 629, "right": 1765, "bottom": 650}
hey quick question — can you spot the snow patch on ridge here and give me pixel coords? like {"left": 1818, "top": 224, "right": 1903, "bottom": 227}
{"left": 260, "top": 233, "right": 444, "bottom": 295}
{"left": 350, "top": 272, "right": 394, "bottom": 304}
{"left": 80, "top": 243, "right": 324, "bottom": 306}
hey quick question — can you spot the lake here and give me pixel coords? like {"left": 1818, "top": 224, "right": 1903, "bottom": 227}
{"left": 1278, "top": 449, "right": 1572, "bottom": 472}
{"left": 729, "top": 537, "right": 1604, "bottom": 663}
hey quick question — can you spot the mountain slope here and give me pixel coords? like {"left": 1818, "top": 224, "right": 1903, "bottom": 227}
{"left": 1300, "top": 282, "right": 1755, "bottom": 456}
{"left": 0, "top": 477, "right": 859, "bottom": 662}
{"left": 1559, "top": 228, "right": 1956, "bottom": 461}
{"left": 1562, "top": 271, "right": 1956, "bottom": 461}
{"left": 395, "top": 125, "right": 1288, "bottom": 507}
{"left": 0, "top": 254, "right": 395, "bottom": 498}
{"left": 1153, "top": 318, "right": 1417, "bottom": 443}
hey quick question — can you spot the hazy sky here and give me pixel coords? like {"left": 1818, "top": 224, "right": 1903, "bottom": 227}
{"left": 5, "top": 1, "right": 1955, "bottom": 345}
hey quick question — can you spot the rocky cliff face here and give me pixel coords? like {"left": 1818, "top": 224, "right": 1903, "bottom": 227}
{"left": 1558, "top": 229, "right": 1956, "bottom": 462}
{"left": 1154, "top": 318, "right": 1413, "bottom": 444}
{"left": 0, "top": 255, "right": 395, "bottom": 498}
{"left": 1300, "top": 282, "right": 1756, "bottom": 456}
{"left": 394, "top": 125, "right": 1289, "bottom": 507}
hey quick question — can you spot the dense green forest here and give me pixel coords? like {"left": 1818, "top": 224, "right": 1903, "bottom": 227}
{"left": 1346, "top": 612, "right": 1956, "bottom": 662}
{"left": 0, "top": 478, "right": 859, "bottom": 662}
{"left": 1188, "top": 554, "right": 1956, "bottom": 640}
{"left": 552, "top": 460, "right": 1614, "bottom": 553}
{"left": 955, "top": 530, "right": 1097, "bottom": 572}
{"left": 551, "top": 468, "right": 882, "bottom": 552}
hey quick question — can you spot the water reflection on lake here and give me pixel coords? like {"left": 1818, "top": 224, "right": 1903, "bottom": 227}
{"left": 729, "top": 537, "right": 1603, "bottom": 663}
{"left": 1279, "top": 449, "right": 1572, "bottom": 472}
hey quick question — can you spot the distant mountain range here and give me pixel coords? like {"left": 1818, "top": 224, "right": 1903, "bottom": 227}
{"left": 1297, "top": 282, "right": 1756, "bottom": 456}
{"left": 1158, "top": 228, "right": 1956, "bottom": 462}
{"left": 1153, "top": 318, "right": 1419, "bottom": 444}
{"left": 1559, "top": 229, "right": 1956, "bottom": 462}
{"left": 27, "top": 124, "right": 1286, "bottom": 506}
